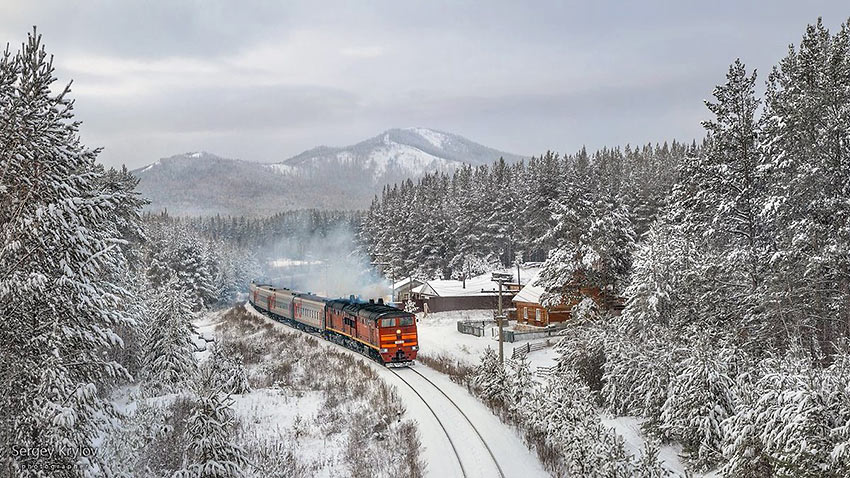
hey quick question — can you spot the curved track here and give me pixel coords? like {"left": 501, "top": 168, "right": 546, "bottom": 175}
{"left": 390, "top": 367, "right": 505, "bottom": 478}
{"left": 390, "top": 368, "right": 468, "bottom": 478}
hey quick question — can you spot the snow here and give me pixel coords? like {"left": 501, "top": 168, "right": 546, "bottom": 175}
{"left": 410, "top": 366, "right": 549, "bottom": 478}
{"left": 415, "top": 308, "right": 713, "bottom": 476}
{"left": 140, "top": 160, "right": 160, "bottom": 172}
{"left": 418, "top": 267, "right": 541, "bottom": 298}
{"left": 512, "top": 279, "right": 545, "bottom": 304}
{"left": 366, "top": 141, "right": 463, "bottom": 179}
{"left": 244, "top": 303, "right": 549, "bottom": 477}
{"left": 602, "top": 415, "right": 720, "bottom": 477}
{"left": 268, "top": 258, "right": 324, "bottom": 268}
{"left": 406, "top": 127, "right": 448, "bottom": 149}
{"left": 417, "top": 310, "right": 503, "bottom": 364}
{"left": 266, "top": 163, "right": 297, "bottom": 175}
{"left": 391, "top": 277, "right": 421, "bottom": 290}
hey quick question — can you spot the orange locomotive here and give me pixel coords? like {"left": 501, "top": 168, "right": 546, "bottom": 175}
{"left": 249, "top": 282, "right": 418, "bottom": 365}
{"left": 325, "top": 297, "right": 419, "bottom": 364}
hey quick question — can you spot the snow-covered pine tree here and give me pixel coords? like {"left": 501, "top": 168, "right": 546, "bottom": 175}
{"left": 507, "top": 353, "right": 535, "bottom": 423}
{"left": 0, "top": 29, "right": 144, "bottom": 475}
{"left": 759, "top": 18, "right": 850, "bottom": 357}
{"left": 174, "top": 391, "right": 246, "bottom": 478}
{"left": 659, "top": 342, "right": 736, "bottom": 469}
{"left": 141, "top": 275, "right": 198, "bottom": 395}
{"left": 537, "top": 155, "right": 635, "bottom": 308}
{"left": 198, "top": 344, "right": 250, "bottom": 395}
{"left": 472, "top": 347, "right": 508, "bottom": 406}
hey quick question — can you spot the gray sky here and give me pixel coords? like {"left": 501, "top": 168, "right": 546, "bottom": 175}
{"left": 1, "top": 1, "right": 847, "bottom": 169}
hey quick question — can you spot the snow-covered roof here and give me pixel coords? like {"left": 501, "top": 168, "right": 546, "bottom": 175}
{"left": 411, "top": 283, "right": 428, "bottom": 294}
{"left": 391, "top": 277, "right": 423, "bottom": 291}
{"left": 417, "top": 267, "right": 542, "bottom": 298}
{"left": 512, "top": 279, "right": 545, "bottom": 304}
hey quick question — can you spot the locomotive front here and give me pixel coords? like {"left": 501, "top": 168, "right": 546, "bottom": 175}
{"left": 378, "top": 311, "right": 419, "bottom": 364}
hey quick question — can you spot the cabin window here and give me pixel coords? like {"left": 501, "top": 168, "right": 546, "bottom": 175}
{"left": 523, "top": 307, "right": 528, "bottom": 320}
{"left": 399, "top": 317, "right": 414, "bottom": 326}
{"left": 380, "top": 318, "right": 396, "bottom": 327}
{"left": 535, "top": 309, "right": 541, "bottom": 322}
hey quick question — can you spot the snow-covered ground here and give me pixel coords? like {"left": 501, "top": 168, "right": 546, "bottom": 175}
{"left": 244, "top": 303, "right": 549, "bottom": 478}
{"left": 416, "top": 308, "right": 716, "bottom": 477}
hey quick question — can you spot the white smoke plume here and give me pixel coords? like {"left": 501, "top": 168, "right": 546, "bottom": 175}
{"left": 260, "top": 221, "right": 390, "bottom": 302}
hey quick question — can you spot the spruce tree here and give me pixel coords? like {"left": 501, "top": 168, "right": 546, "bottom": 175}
{"left": 141, "top": 275, "right": 198, "bottom": 395}
{"left": 0, "top": 29, "right": 143, "bottom": 475}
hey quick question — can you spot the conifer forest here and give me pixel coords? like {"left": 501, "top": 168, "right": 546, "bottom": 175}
{"left": 2, "top": 7, "right": 850, "bottom": 478}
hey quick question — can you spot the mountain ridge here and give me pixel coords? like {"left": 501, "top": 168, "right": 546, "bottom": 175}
{"left": 132, "top": 128, "right": 525, "bottom": 216}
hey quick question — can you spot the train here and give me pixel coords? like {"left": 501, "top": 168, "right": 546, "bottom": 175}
{"left": 249, "top": 282, "right": 419, "bottom": 365}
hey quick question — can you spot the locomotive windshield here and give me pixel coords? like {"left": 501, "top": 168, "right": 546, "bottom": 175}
{"left": 399, "top": 317, "right": 414, "bottom": 326}
{"left": 380, "top": 318, "right": 396, "bottom": 327}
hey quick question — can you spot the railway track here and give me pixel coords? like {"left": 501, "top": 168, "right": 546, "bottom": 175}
{"left": 248, "top": 303, "right": 507, "bottom": 477}
{"left": 390, "top": 367, "right": 506, "bottom": 478}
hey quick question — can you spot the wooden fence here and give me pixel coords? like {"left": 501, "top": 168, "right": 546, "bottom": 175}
{"left": 505, "top": 358, "right": 557, "bottom": 379}
{"left": 536, "top": 366, "right": 556, "bottom": 378}
{"left": 501, "top": 325, "right": 567, "bottom": 343}
{"left": 510, "top": 338, "right": 556, "bottom": 359}
{"left": 456, "top": 319, "right": 498, "bottom": 337}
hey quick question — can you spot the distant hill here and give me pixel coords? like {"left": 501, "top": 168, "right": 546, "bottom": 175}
{"left": 132, "top": 128, "right": 524, "bottom": 216}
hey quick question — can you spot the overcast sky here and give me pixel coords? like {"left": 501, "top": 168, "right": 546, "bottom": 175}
{"left": 1, "top": 1, "right": 847, "bottom": 169}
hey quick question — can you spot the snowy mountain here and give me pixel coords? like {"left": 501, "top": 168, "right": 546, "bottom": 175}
{"left": 275, "top": 127, "right": 525, "bottom": 181}
{"left": 132, "top": 129, "right": 524, "bottom": 216}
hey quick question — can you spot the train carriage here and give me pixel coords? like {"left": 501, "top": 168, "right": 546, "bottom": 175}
{"left": 250, "top": 283, "right": 295, "bottom": 321}
{"left": 250, "top": 282, "right": 418, "bottom": 365}
{"left": 292, "top": 293, "right": 325, "bottom": 331}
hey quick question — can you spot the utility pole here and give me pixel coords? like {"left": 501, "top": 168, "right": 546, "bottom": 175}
{"left": 492, "top": 272, "right": 513, "bottom": 364}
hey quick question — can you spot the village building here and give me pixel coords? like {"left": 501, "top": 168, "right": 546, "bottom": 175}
{"left": 390, "top": 277, "right": 424, "bottom": 303}
{"left": 412, "top": 266, "right": 541, "bottom": 314}
{"left": 512, "top": 276, "right": 625, "bottom": 326}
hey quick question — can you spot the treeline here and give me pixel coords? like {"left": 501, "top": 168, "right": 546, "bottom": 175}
{"left": 175, "top": 209, "right": 361, "bottom": 248}
{"left": 517, "top": 18, "right": 850, "bottom": 477}
{"left": 1, "top": 31, "right": 274, "bottom": 476}
{"left": 368, "top": 18, "right": 850, "bottom": 477}
{"left": 361, "top": 141, "right": 688, "bottom": 282}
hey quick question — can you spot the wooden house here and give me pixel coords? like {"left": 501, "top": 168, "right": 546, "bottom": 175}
{"left": 512, "top": 277, "right": 624, "bottom": 327}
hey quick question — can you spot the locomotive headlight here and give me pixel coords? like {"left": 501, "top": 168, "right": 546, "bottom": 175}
{"left": 396, "top": 329, "right": 401, "bottom": 335}
{"left": 412, "top": 346, "right": 419, "bottom": 351}
{"left": 380, "top": 348, "right": 388, "bottom": 353}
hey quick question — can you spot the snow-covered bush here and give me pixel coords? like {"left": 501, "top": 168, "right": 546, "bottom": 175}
{"left": 471, "top": 347, "right": 508, "bottom": 406}
{"left": 403, "top": 298, "right": 420, "bottom": 314}
{"left": 506, "top": 354, "right": 535, "bottom": 423}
